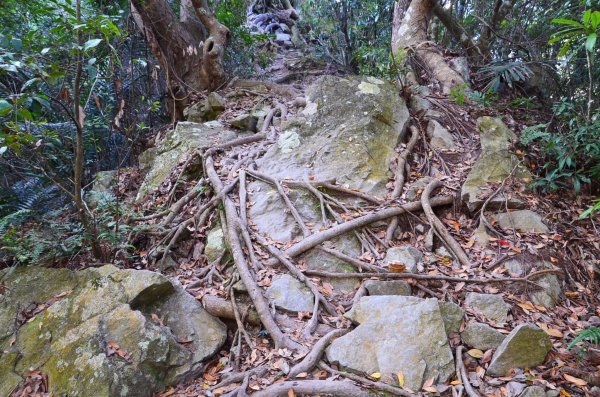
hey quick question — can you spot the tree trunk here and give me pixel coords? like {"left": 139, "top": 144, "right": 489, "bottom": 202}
{"left": 392, "top": 0, "right": 466, "bottom": 94}
{"left": 130, "top": 0, "right": 229, "bottom": 121}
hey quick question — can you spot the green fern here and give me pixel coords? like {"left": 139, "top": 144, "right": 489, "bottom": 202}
{"left": 568, "top": 327, "right": 600, "bottom": 349}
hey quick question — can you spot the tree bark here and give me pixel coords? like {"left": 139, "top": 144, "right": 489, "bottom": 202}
{"left": 392, "top": 0, "right": 466, "bottom": 94}
{"left": 130, "top": 0, "right": 229, "bottom": 120}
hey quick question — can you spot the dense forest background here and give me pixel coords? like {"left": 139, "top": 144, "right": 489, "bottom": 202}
{"left": 0, "top": 0, "right": 598, "bottom": 264}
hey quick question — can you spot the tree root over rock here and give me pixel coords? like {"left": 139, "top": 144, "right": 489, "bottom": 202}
{"left": 252, "top": 380, "right": 372, "bottom": 397}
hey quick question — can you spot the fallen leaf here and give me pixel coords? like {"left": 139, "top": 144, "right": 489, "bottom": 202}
{"left": 287, "top": 389, "right": 295, "bottom": 397}
{"left": 388, "top": 263, "right": 407, "bottom": 273}
{"left": 467, "top": 349, "right": 484, "bottom": 358}
{"left": 370, "top": 372, "right": 382, "bottom": 380}
{"left": 564, "top": 374, "right": 587, "bottom": 387}
{"left": 397, "top": 371, "right": 405, "bottom": 387}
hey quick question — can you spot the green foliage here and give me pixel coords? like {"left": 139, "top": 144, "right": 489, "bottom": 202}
{"left": 301, "top": 0, "right": 395, "bottom": 77}
{"left": 215, "top": 0, "right": 274, "bottom": 75}
{"left": 568, "top": 327, "right": 600, "bottom": 349}
{"left": 450, "top": 84, "right": 469, "bottom": 105}
{"left": 550, "top": 10, "right": 600, "bottom": 57}
{"left": 520, "top": 101, "right": 600, "bottom": 192}
{"left": 580, "top": 199, "right": 600, "bottom": 218}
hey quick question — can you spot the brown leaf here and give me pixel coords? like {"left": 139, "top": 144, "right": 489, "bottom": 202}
{"left": 563, "top": 373, "right": 587, "bottom": 387}
{"left": 388, "top": 262, "right": 407, "bottom": 273}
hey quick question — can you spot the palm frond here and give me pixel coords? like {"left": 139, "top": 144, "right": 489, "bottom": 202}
{"left": 476, "top": 61, "right": 533, "bottom": 93}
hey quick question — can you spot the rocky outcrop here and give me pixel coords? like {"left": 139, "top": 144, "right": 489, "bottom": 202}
{"left": 137, "top": 121, "right": 249, "bottom": 201}
{"left": 363, "top": 280, "right": 411, "bottom": 296}
{"left": 326, "top": 296, "right": 454, "bottom": 391}
{"left": 248, "top": 76, "right": 410, "bottom": 289}
{"left": 487, "top": 324, "right": 552, "bottom": 376}
{"left": 462, "top": 117, "right": 531, "bottom": 211}
{"left": 505, "top": 258, "right": 562, "bottom": 308}
{"left": 0, "top": 265, "right": 226, "bottom": 397}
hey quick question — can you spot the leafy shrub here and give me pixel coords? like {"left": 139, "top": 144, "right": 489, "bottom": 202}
{"left": 568, "top": 326, "right": 600, "bottom": 349}
{"left": 520, "top": 101, "right": 600, "bottom": 192}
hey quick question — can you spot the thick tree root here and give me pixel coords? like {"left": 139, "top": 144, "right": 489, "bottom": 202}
{"left": 386, "top": 125, "right": 420, "bottom": 241}
{"left": 456, "top": 346, "right": 482, "bottom": 397}
{"left": 288, "top": 329, "right": 349, "bottom": 378}
{"left": 252, "top": 380, "right": 372, "bottom": 397}
{"left": 421, "top": 179, "right": 473, "bottom": 268}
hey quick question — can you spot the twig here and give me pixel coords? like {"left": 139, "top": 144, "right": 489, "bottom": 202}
{"left": 318, "top": 362, "right": 413, "bottom": 397}
{"left": 386, "top": 126, "right": 420, "bottom": 241}
{"left": 456, "top": 346, "right": 482, "bottom": 397}
{"left": 210, "top": 366, "right": 268, "bottom": 391}
{"left": 421, "top": 179, "right": 473, "bottom": 268}
{"left": 301, "top": 269, "right": 561, "bottom": 285}
{"left": 318, "top": 246, "right": 385, "bottom": 273}
{"left": 288, "top": 329, "right": 349, "bottom": 378}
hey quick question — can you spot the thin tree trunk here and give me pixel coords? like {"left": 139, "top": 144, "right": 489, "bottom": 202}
{"left": 74, "top": 0, "right": 102, "bottom": 259}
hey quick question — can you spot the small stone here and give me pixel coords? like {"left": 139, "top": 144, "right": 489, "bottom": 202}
{"left": 487, "top": 324, "right": 552, "bottom": 376}
{"left": 383, "top": 246, "right": 422, "bottom": 273}
{"left": 493, "top": 210, "right": 550, "bottom": 234}
{"left": 205, "top": 225, "right": 226, "bottom": 262}
{"left": 229, "top": 114, "right": 258, "bottom": 132}
{"left": 435, "top": 246, "right": 453, "bottom": 259}
{"left": 206, "top": 92, "right": 225, "bottom": 113}
{"left": 464, "top": 292, "right": 510, "bottom": 323}
{"left": 462, "top": 322, "right": 506, "bottom": 350}
{"left": 364, "top": 280, "right": 411, "bottom": 296}
{"left": 183, "top": 102, "right": 206, "bottom": 122}
{"left": 439, "top": 301, "right": 464, "bottom": 334}
{"left": 505, "top": 259, "right": 562, "bottom": 308}
{"left": 275, "top": 32, "right": 292, "bottom": 43}
{"left": 267, "top": 274, "right": 314, "bottom": 313}
{"left": 545, "top": 391, "right": 560, "bottom": 397}
{"left": 520, "top": 386, "right": 546, "bottom": 397}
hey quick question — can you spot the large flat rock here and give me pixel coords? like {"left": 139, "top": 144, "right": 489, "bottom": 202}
{"left": 0, "top": 265, "right": 226, "bottom": 396}
{"left": 326, "top": 296, "right": 454, "bottom": 391}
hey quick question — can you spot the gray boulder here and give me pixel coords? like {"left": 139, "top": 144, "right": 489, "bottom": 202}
{"left": 461, "top": 117, "right": 531, "bottom": 211}
{"left": 427, "top": 120, "right": 457, "bottom": 151}
{"left": 0, "top": 265, "right": 226, "bottom": 397}
{"left": 383, "top": 246, "right": 423, "bottom": 273}
{"left": 205, "top": 223, "right": 226, "bottom": 263}
{"left": 229, "top": 113, "right": 258, "bottom": 132}
{"left": 363, "top": 280, "right": 411, "bottom": 296}
{"left": 465, "top": 292, "right": 511, "bottom": 323}
{"left": 493, "top": 210, "right": 550, "bottom": 234}
{"left": 487, "top": 324, "right": 552, "bottom": 376}
{"left": 267, "top": 274, "right": 314, "bottom": 313}
{"left": 326, "top": 296, "right": 454, "bottom": 391}
{"left": 505, "top": 259, "right": 561, "bottom": 308}
{"left": 405, "top": 176, "right": 434, "bottom": 202}
{"left": 462, "top": 322, "right": 506, "bottom": 350}
{"left": 86, "top": 170, "right": 117, "bottom": 209}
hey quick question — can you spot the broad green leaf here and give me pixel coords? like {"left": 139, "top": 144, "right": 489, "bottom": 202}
{"left": 584, "top": 10, "right": 591, "bottom": 26}
{"left": 83, "top": 38, "right": 102, "bottom": 51}
{"left": 551, "top": 18, "right": 583, "bottom": 27}
{"left": 592, "top": 11, "right": 600, "bottom": 29}
{"left": 586, "top": 33, "right": 597, "bottom": 52}
{"left": 0, "top": 99, "right": 11, "bottom": 116}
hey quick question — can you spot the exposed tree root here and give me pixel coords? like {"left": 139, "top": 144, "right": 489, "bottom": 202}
{"left": 288, "top": 329, "right": 349, "bottom": 378}
{"left": 386, "top": 125, "right": 420, "bottom": 241}
{"left": 318, "top": 362, "right": 413, "bottom": 397}
{"left": 252, "top": 380, "right": 372, "bottom": 397}
{"left": 421, "top": 179, "right": 473, "bottom": 268}
{"left": 456, "top": 346, "right": 482, "bottom": 397}
{"left": 205, "top": 156, "right": 304, "bottom": 352}
{"left": 209, "top": 366, "right": 268, "bottom": 392}
{"left": 562, "top": 366, "right": 600, "bottom": 386}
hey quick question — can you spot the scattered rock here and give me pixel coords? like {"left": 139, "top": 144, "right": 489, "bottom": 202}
{"left": 493, "top": 210, "right": 550, "bottom": 233}
{"left": 505, "top": 259, "right": 561, "bottom": 308}
{"left": 363, "top": 280, "right": 411, "bottom": 296}
{"left": 427, "top": 120, "right": 457, "bottom": 150}
{"left": 461, "top": 117, "right": 531, "bottom": 212}
{"left": 461, "top": 322, "right": 506, "bottom": 350}
{"left": 465, "top": 292, "right": 510, "bottom": 323}
{"left": 383, "top": 246, "right": 422, "bottom": 273}
{"left": 326, "top": 296, "right": 454, "bottom": 390}
{"left": 267, "top": 274, "right": 314, "bottom": 313}
{"left": 405, "top": 176, "right": 434, "bottom": 202}
{"left": 86, "top": 170, "right": 117, "bottom": 209}
{"left": 521, "top": 386, "right": 546, "bottom": 397}
{"left": 229, "top": 113, "right": 258, "bottom": 132}
{"left": 0, "top": 265, "right": 226, "bottom": 396}
{"left": 204, "top": 92, "right": 226, "bottom": 120}
{"left": 439, "top": 301, "right": 465, "bottom": 334}
{"left": 487, "top": 324, "right": 552, "bottom": 376}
